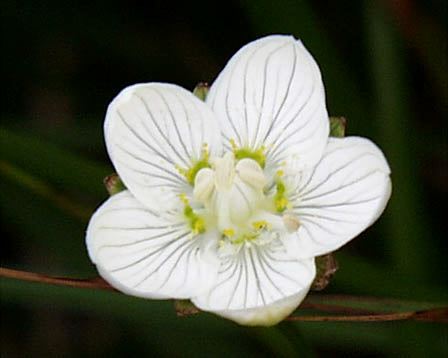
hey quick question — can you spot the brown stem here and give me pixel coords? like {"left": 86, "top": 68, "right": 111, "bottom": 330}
{"left": 1, "top": 267, "right": 447, "bottom": 322}
{"left": 286, "top": 308, "right": 448, "bottom": 322}
{"left": 0, "top": 268, "right": 114, "bottom": 291}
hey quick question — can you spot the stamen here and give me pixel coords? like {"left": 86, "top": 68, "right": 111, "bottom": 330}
{"left": 236, "top": 158, "right": 266, "bottom": 189}
{"left": 183, "top": 148, "right": 289, "bottom": 243}
{"left": 252, "top": 220, "right": 269, "bottom": 231}
{"left": 274, "top": 178, "right": 289, "bottom": 212}
{"left": 283, "top": 214, "right": 300, "bottom": 232}
{"left": 192, "top": 217, "right": 206, "bottom": 235}
{"left": 214, "top": 152, "right": 235, "bottom": 190}
{"left": 193, "top": 168, "right": 215, "bottom": 202}
{"left": 223, "top": 228, "right": 235, "bottom": 237}
{"left": 232, "top": 232, "right": 259, "bottom": 245}
{"left": 177, "top": 143, "right": 211, "bottom": 184}
{"left": 179, "top": 194, "right": 206, "bottom": 235}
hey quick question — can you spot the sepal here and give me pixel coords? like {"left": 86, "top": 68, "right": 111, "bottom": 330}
{"left": 329, "top": 116, "right": 347, "bottom": 138}
{"left": 311, "top": 254, "right": 338, "bottom": 291}
{"left": 103, "top": 173, "right": 126, "bottom": 196}
{"left": 193, "top": 82, "right": 209, "bottom": 101}
{"left": 174, "top": 300, "right": 200, "bottom": 316}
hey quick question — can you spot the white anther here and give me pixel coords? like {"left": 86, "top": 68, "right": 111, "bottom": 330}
{"left": 214, "top": 152, "right": 235, "bottom": 191}
{"left": 283, "top": 214, "right": 300, "bottom": 232}
{"left": 193, "top": 168, "right": 215, "bottom": 203}
{"left": 236, "top": 158, "right": 267, "bottom": 190}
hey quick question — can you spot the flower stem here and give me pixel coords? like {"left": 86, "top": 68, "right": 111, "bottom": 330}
{"left": 1, "top": 267, "right": 446, "bottom": 322}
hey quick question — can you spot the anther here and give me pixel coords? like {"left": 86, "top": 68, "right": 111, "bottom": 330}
{"left": 283, "top": 214, "right": 300, "bottom": 232}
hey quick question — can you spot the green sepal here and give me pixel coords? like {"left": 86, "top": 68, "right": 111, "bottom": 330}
{"left": 174, "top": 300, "right": 200, "bottom": 316}
{"left": 311, "top": 254, "right": 339, "bottom": 291}
{"left": 193, "top": 82, "right": 209, "bottom": 101}
{"left": 103, "top": 173, "right": 126, "bottom": 196}
{"left": 329, "top": 116, "right": 347, "bottom": 138}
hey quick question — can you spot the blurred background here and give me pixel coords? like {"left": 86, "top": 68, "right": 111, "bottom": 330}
{"left": 1, "top": 0, "right": 447, "bottom": 356}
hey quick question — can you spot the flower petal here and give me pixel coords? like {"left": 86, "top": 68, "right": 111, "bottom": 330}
{"left": 205, "top": 290, "right": 310, "bottom": 327}
{"left": 207, "top": 35, "right": 329, "bottom": 170}
{"left": 86, "top": 190, "right": 219, "bottom": 299}
{"left": 286, "top": 137, "right": 392, "bottom": 258}
{"left": 192, "top": 240, "right": 315, "bottom": 326}
{"left": 105, "top": 83, "right": 222, "bottom": 211}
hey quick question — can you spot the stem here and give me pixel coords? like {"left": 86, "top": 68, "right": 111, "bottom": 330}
{"left": 287, "top": 309, "right": 448, "bottom": 322}
{"left": 1, "top": 267, "right": 447, "bottom": 323}
{"left": 0, "top": 267, "right": 113, "bottom": 291}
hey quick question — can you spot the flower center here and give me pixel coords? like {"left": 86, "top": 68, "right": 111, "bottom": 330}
{"left": 190, "top": 151, "right": 299, "bottom": 247}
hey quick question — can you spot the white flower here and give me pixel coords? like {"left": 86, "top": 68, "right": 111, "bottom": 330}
{"left": 86, "top": 35, "right": 391, "bottom": 326}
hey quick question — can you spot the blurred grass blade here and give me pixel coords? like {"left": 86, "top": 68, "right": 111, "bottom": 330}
{"left": 365, "top": 2, "right": 433, "bottom": 278}
{"left": 335, "top": 252, "right": 448, "bottom": 300}
{"left": 305, "top": 294, "right": 447, "bottom": 313}
{"left": 0, "top": 160, "right": 91, "bottom": 221}
{"left": 0, "top": 127, "right": 110, "bottom": 199}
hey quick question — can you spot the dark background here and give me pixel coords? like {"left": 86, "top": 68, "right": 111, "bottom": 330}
{"left": 1, "top": 0, "right": 447, "bottom": 357}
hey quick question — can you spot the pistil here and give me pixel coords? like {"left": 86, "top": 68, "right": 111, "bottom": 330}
{"left": 190, "top": 150, "right": 297, "bottom": 245}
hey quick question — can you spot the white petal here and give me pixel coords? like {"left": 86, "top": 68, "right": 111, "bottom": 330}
{"left": 86, "top": 190, "right": 219, "bottom": 299}
{"left": 207, "top": 35, "right": 329, "bottom": 170}
{"left": 192, "top": 240, "right": 315, "bottom": 326}
{"left": 285, "top": 137, "right": 392, "bottom": 258}
{"left": 105, "top": 83, "right": 222, "bottom": 211}
{"left": 206, "top": 290, "right": 310, "bottom": 327}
